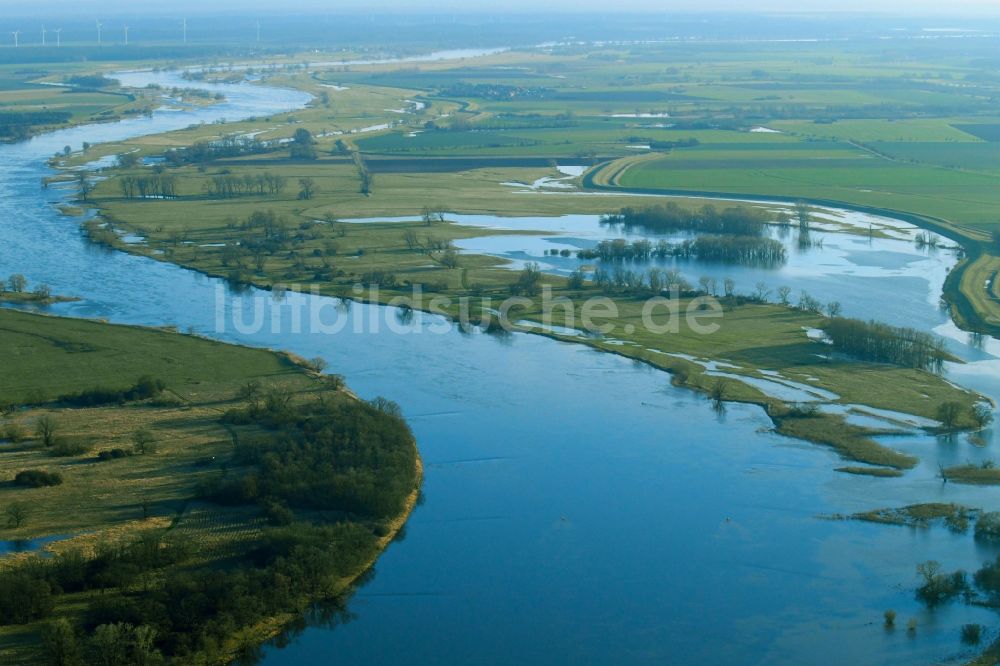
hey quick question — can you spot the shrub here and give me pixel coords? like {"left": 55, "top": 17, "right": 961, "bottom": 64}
{"left": 971, "top": 404, "right": 994, "bottom": 429}
{"left": 324, "top": 374, "right": 346, "bottom": 391}
{"left": 976, "top": 512, "right": 1000, "bottom": 541}
{"left": 15, "top": 469, "right": 63, "bottom": 487}
{"left": 785, "top": 403, "right": 820, "bottom": 418}
{"left": 961, "top": 623, "right": 983, "bottom": 645}
{"left": 97, "top": 448, "right": 130, "bottom": 462}
{"left": 50, "top": 439, "right": 92, "bottom": 457}
{"left": 3, "top": 422, "right": 25, "bottom": 443}
{"left": 0, "top": 572, "right": 54, "bottom": 624}
{"left": 823, "top": 317, "right": 948, "bottom": 373}
{"left": 262, "top": 500, "right": 294, "bottom": 526}
{"left": 131, "top": 430, "right": 156, "bottom": 455}
{"left": 883, "top": 609, "right": 896, "bottom": 628}
{"left": 305, "top": 357, "right": 328, "bottom": 373}
{"left": 58, "top": 376, "right": 166, "bottom": 407}
{"left": 915, "top": 560, "right": 967, "bottom": 607}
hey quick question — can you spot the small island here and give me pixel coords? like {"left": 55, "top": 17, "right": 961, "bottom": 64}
{"left": 0, "top": 275, "right": 77, "bottom": 306}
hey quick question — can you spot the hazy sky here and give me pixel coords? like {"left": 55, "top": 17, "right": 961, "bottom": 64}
{"left": 1, "top": 0, "right": 998, "bottom": 15}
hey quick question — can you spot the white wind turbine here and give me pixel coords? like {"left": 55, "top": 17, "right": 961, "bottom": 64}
{"left": 54, "top": 28, "right": 62, "bottom": 47}
{"left": 96, "top": 20, "right": 102, "bottom": 46}
{"left": 123, "top": 24, "right": 129, "bottom": 46}
{"left": 41, "top": 25, "right": 46, "bottom": 46}
{"left": 182, "top": 18, "right": 187, "bottom": 44}
{"left": 11, "top": 30, "right": 19, "bottom": 48}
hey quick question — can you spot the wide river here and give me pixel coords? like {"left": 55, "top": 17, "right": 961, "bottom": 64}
{"left": 2, "top": 62, "right": 1000, "bottom": 665}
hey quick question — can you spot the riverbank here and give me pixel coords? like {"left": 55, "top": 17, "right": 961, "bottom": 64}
{"left": 0, "top": 309, "right": 423, "bottom": 664}
{"left": 0, "top": 292, "right": 77, "bottom": 306}
{"left": 74, "top": 165, "right": 987, "bottom": 475}
{"left": 221, "top": 454, "right": 423, "bottom": 665}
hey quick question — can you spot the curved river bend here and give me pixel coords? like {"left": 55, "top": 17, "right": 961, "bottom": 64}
{"left": 1, "top": 67, "right": 999, "bottom": 665}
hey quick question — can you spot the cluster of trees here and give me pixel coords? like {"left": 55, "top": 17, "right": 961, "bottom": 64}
{"left": 912, "top": 554, "right": 1000, "bottom": 613}
{"left": 0, "top": 111, "right": 72, "bottom": 141}
{"left": 3, "top": 273, "right": 27, "bottom": 293}
{"left": 577, "top": 235, "right": 786, "bottom": 267}
{"left": 118, "top": 174, "right": 177, "bottom": 199}
{"left": 510, "top": 263, "right": 543, "bottom": 297}
{"left": 0, "top": 274, "right": 51, "bottom": 300}
{"left": 359, "top": 270, "right": 399, "bottom": 288}
{"left": 0, "top": 390, "right": 418, "bottom": 663}
{"left": 58, "top": 376, "right": 166, "bottom": 408}
{"left": 600, "top": 203, "right": 769, "bottom": 237}
{"left": 203, "top": 171, "right": 288, "bottom": 199}
{"left": 822, "top": 317, "right": 949, "bottom": 373}
{"left": 298, "top": 177, "right": 317, "bottom": 200}
{"left": 688, "top": 236, "right": 787, "bottom": 266}
{"left": 289, "top": 128, "right": 317, "bottom": 160}
{"left": 621, "top": 136, "right": 700, "bottom": 151}
{"left": 164, "top": 135, "right": 271, "bottom": 166}
{"left": 14, "top": 469, "right": 63, "bottom": 488}
{"left": 592, "top": 266, "right": 698, "bottom": 295}
{"left": 915, "top": 560, "right": 968, "bottom": 608}
{"left": 207, "top": 394, "right": 417, "bottom": 520}
{"left": 218, "top": 211, "right": 340, "bottom": 276}
{"left": 237, "top": 209, "right": 292, "bottom": 255}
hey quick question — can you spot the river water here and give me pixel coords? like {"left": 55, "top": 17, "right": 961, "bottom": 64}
{"left": 1, "top": 65, "right": 999, "bottom": 665}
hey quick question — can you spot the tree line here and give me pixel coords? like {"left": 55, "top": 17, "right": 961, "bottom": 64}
{"left": 578, "top": 235, "right": 786, "bottom": 267}
{"left": 822, "top": 317, "right": 949, "bottom": 373}
{"left": 118, "top": 174, "right": 177, "bottom": 199}
{"left": 203, "top": 171, "right": 288, "bottom": 199}
{"left": 0, "top": 111, "right": 73, "bottom": 141}
{"left": 164, "top": 134, "right": 272, "bottom": 166}
{"left": 58, "top": 376, "right": 166, "bottom": 408}
{"left": 600, "top": 203, "right": 770, "bottom": 237}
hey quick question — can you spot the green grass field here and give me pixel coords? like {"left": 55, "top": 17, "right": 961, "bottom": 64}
{"left": 0, "top": 309, "right": 309, "bottom": 406}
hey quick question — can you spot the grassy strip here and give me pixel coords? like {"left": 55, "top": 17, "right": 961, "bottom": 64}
{"left": 853, "top": 503, "right": 972, "bottom": 529}
{"left": 835, "top": 466, "right": 904, "bottom": 478}
{"left": 943, "top": 465, "right": 1000, "bottom": 486}
{"left": 0, "top": 293, "right": 77, "bottom": 307}
{"left": 774, "top": 414, "right": 917, "bottom": 470}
